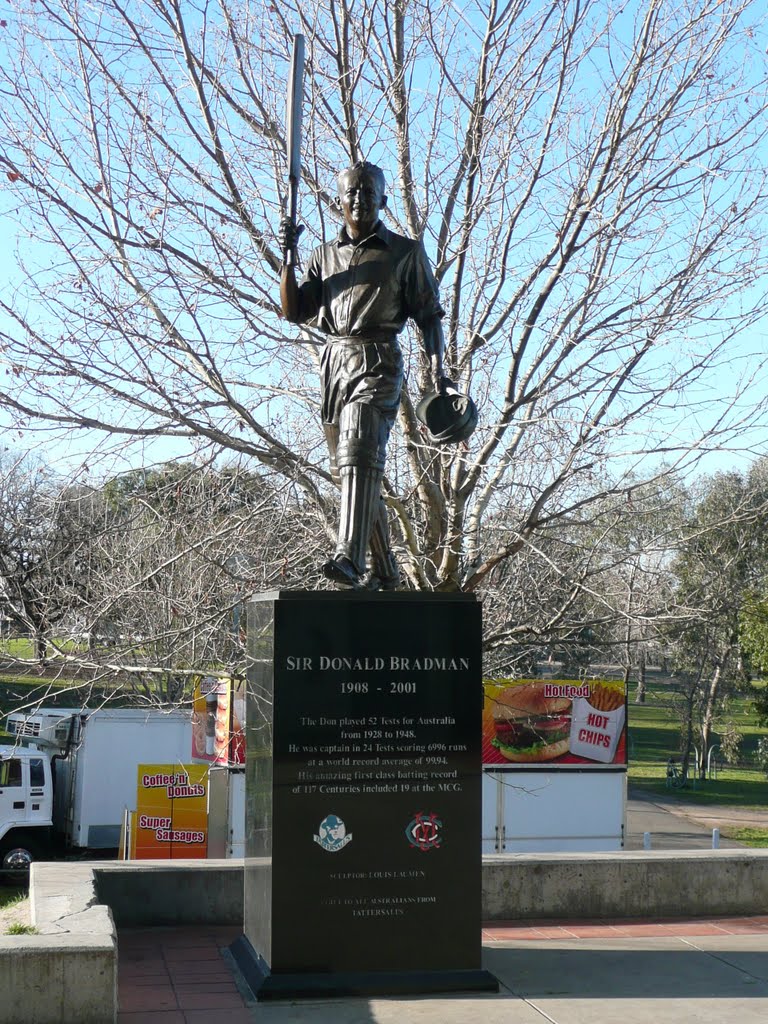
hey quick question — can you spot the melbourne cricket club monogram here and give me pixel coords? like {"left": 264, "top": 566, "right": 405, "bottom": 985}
{"left": 405, "top": 811, "right": 443, "bottom": 851}
{"left": 314, "top": 814, "right": 352, "bottom": 852}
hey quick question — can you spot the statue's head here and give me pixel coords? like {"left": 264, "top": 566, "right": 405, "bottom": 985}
{"left": 337, "top": 161, "right": 387, "bottom": 237}
{"left": 337, "top": 161, "right": 386, "bottom": 195}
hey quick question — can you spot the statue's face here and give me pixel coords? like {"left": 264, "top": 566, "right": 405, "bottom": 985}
{"left": 337, "top": 168, "right": 387, "bottom": 237}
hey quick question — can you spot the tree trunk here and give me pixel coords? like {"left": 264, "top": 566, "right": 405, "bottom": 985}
{"left": 679, "top": 682, "right": 698, "bottom": 782}
{"left": 634, "top": 651, "right": 647, "bottom": 704}
{"left": 33, "top": 630, "right": 48, "bottom": 666}
{"left": 699, "top": 655, "right": 728, "bottom": 779}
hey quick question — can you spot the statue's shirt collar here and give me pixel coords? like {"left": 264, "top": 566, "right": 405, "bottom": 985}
{"left": 336, "top": 221, "right": 391, "bottom": 248}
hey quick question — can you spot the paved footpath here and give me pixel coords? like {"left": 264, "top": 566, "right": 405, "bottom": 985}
{"left": 624, "top": 787, "right": 751, "bottom": 849}
{"left": 118, "top": 916, "right": 768, "bottom": 1024}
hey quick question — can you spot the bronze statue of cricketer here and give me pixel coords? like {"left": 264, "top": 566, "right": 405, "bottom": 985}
{"left": 280, "top": 161, "right": 447, "bottom": 590}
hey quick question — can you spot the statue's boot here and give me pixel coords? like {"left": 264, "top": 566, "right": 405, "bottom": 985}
{"left": 321, "top": 552, "right": 364, "bottom": 588}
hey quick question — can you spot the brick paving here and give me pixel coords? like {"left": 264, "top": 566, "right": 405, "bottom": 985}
{"left": 117, "top": 925, "right": 253, "bottom": 1023}
{"left": 117, "top": 916, "right": 768, "bottom": 1020}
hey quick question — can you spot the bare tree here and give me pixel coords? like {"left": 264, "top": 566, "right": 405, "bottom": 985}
{"left": 1, "top": 0, "right": 767, "bottom": 625}
{"left": 0, "top": 453, "right": 323, "bottom": 705}
{"left": 0, "top": 454, "right": 99, "bottom": 663}
{"left": 480, "top": 475, "right": 681, "bottom": 679}
{"left": 595, "top": 480, "right": 683, "bottom": 701}
{"left": 88, "top": 461, "right": 322, "bottom": 676}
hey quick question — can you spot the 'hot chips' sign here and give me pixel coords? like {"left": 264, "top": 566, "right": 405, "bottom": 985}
{"left": 569, "top": 683, "right": 626, "bottom": 763}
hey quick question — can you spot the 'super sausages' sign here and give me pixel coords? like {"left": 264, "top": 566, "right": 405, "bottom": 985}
{"left": 131, "top": 762, "right": 209, "bottom": 859}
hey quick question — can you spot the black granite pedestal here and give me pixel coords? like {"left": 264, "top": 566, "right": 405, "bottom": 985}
{"left": 230, "top": 590, "right": 497, "bottom": 999}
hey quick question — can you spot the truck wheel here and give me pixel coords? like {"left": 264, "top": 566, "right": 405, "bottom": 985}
{"left": 0, "top": 836, "right": 42, "bottom": 881}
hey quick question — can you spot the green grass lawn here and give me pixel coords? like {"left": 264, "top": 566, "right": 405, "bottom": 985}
{"left": 0, "top": 636, "right": 106, "bottom": 741}
{"left": 627, "top": 677, "right": 768, "bottom": 809}
{"left": 0, "top": 888, "right": 34, "bottom": 935}
{"left": 0, "top": 637, "right": 92, "bottom": 659}
{"left": 721, "top": 827, "right": 768, "bottom": 847}
{"left": 0, "top": 638, "right": 35, "bottom": 660}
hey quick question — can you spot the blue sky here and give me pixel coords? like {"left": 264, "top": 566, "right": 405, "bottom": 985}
{"left": 1, "top": 0, "right": 767, "bottom": 487}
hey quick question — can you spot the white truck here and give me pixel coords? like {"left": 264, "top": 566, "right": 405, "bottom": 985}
{"left": 1, "top": 706, "right": 192, "bottom": 874}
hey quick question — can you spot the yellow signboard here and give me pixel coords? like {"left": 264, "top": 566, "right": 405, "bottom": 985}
{"left": 134, "top": 763, "right": 209, "bottom": 859}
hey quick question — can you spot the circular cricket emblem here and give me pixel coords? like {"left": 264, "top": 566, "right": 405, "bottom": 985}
{"left": 314, "top": 813, "right": 352, "bottom": 853}
{"left": 406, "top": 811, "right": 443, "bottom": 851}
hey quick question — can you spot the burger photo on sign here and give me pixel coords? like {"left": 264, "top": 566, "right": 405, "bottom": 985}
{"left": 491, "top": 681, "right": 573, "bottom": 762}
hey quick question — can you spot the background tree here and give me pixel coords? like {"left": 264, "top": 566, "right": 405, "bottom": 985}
{"left": 0, "top": 455, "right": 101, "bottom": 663}
{"left": 665, "top": 466, "right": 768, "bottom": 776}
{"left": 596, "top": 480, "right": 683, "bottom": 702}
{"left": 740, "top": 594, "right": 768, "bottom": 680}
{"left": 1, "top": 0, "right": 768, "bottom": 674}
{"left": 0, "top": 453, "right": 323, "bottom": 702}
{"left": 482, "top": 477, "right": 681, "bottom": 680}
{"left": 65, "top": 460, "right": 322, "bottom": 692}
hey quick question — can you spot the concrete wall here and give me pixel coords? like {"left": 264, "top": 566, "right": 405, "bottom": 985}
{"left": 0, "top": 860, "right": 239, "bottom": 1024}
{"left": 0, "top": 934, "right": 115, "bottom": 1024}
{"left": 93, "top": 851, "right": 768, "bottom": 923}
{"left": 95, "top": 860, "right": 243, "bottom": 926}
{"left": 482, "top": 850, "right": 768, "bottom": 920}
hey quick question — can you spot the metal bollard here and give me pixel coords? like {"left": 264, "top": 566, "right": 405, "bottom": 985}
{"left": 643, "top": 832, "right": 652, "bottom": 850}
{"left": 712, "top": 828, "right": 720, "bottom": 849}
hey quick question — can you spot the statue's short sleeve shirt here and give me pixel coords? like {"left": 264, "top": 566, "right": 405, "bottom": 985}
{"left": 297, "top": 223, "right": 444, "bottom": 350}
